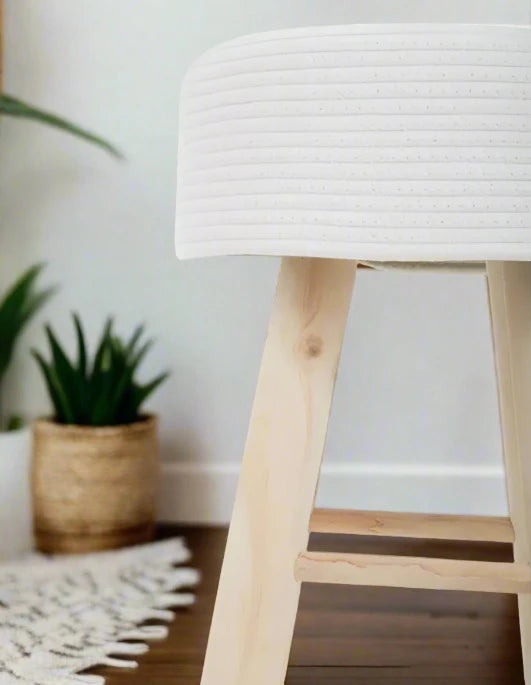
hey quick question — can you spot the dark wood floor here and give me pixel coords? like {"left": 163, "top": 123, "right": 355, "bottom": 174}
{"left": 93, "top": 526, "right": 525, "bottom": 684}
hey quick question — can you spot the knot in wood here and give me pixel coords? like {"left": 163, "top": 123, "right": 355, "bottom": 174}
{"left": 301, "top": 334, "right": 323, "bottom": 359}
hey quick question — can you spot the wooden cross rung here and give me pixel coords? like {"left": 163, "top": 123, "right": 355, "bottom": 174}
{"left": 295, "top": 551, "right": 531, "bottom": 594}
{"left": 309, "top": 508, "right": 515, "bottom": 544}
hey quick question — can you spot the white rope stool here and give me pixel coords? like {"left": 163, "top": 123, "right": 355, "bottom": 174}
{"left": 176, "top": 24, "right": 531, "bottom": 684}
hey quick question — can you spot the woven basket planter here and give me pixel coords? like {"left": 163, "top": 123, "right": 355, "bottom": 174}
{"left": 32, "top": 415, "right": 158, "bottom": 554}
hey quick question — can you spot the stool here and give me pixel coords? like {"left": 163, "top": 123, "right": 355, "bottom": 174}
{"left": 175, "top": 24, "right": 531, "bottom": 683}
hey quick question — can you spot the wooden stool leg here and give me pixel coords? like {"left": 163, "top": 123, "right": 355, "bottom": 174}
{"left": 200, "top": 257, "right": 356, "bottom": 685}
{"left": 487, "top": 261, "right": 531, "bottom": 683}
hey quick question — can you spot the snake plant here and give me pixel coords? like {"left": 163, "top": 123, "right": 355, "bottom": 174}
{"left": 0, "top": 264, "right": 56, "bottom": 430}
{"left": 33, "top": 315, "right": 169, "bottom": 426}
{"left": 0, "top": 91, "right": 120, "bottom": 431}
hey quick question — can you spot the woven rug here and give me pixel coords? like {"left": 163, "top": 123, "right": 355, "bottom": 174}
{"left": 0, "top": 538, "right": 199, "bottom": 685}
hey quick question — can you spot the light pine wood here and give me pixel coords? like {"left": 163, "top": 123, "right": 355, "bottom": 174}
{"left": 99, "top": 526, "right": 527, "bottom": 685}
{"left": 310, "top": 507, "right": 514, "bottom": 543}
{"left": 487, "top": 261, "right": 531, "bottom": 682}
{"left": 200, "top": 258, "right": 357, "bottom": 685}
{"left": 295, "top": 550, "right": 531, "bottom": 594}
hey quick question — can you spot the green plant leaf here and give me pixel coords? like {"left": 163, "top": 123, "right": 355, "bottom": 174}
{"left": 17, "top": 286, "right": 58, "bottom": 334}
{"left": 90, "top": 340, "right": 125, "bottom": 425}
{"left": 125, "top": 324, "right": 145, "bottom": 358}
{"left": 0, "top": 265, "right": 56, "bottom": 425}
{"left": 0, "top": 264, "right": 44, "bottom": 334}
{"left": 6, "top": 415, "right": 24, "bottom": 431}
{"left": 128, "top": 339, "right": 154, "bottom": 374}
{"left": 130, "top": 372, "right": 170, "bottom": 415}
{"left": 0, "top": 94, "right": 123, "bottom": 159}
{"left": 44, "top": 325, "right": 85, "bottom": 419}
{"left": 91, "top": 318, "right": 113, "bottom": 378}
{"left": 33, "top": 316, "right": 168, "bottom": 426}
{"left": 73, "top": 313, "right": 87, "bottom": 378}
{"left": 32, "top": 350, "right": 75, "bottom": 423}
{"left": 45, "top": 325, "right": 76, "bottom": 379}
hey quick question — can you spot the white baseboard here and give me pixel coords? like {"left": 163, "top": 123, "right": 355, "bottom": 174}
{"left": 158, "top": 461, "right": 508, "bottom": 524}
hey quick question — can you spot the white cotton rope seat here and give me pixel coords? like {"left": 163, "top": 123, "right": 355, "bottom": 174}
{"left": 175, "top": 24, "right": 531, "bottom": 263}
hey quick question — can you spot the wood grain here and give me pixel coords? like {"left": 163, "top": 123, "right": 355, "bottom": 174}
{"left": 92, "top": 526, "right": 525, "bottom": 684}
{"left": 200, "top": 258, "right": 356, "bottom": 685}
{"left": 310, "top": 508, "right": 514, "bottom": 543}
{"left": 487, "top": 261, "right": 531, "bottom": 683}
{"left": 295, "top": 550, "right": 531, "bottom": 594}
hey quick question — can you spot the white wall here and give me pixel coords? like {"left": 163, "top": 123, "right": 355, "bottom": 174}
{"left": 2, "top": 0, "right": 529, "bottom": 522}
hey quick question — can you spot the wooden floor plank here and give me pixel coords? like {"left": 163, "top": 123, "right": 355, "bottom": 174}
{"left": 91, "top": 525, "right": 524, "bottom": 685}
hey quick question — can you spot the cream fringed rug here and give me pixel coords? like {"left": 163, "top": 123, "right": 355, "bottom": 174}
{"left": 0, "top": 538, "right": 199, "bottom": 685}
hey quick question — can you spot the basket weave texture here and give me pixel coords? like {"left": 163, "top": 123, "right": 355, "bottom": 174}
{"left": 32, "top": 415, "right": 158, "bottom": 553}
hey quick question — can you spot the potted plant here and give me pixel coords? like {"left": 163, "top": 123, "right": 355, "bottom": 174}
{"left": 0, "top": 264, "right": 55, "bottom": 559}
{"left": 0, "top": 94, "right": 119, "bottom": 560}
{"left": 31, "top": 314, "right": 169, "bottom": 553}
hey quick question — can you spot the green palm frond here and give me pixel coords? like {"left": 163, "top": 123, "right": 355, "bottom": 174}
{"left": 0, "top": 94, "right": 122, "bottom": 159}
{"left": 0, "top": 264, "right": 57, "bottom": 430}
